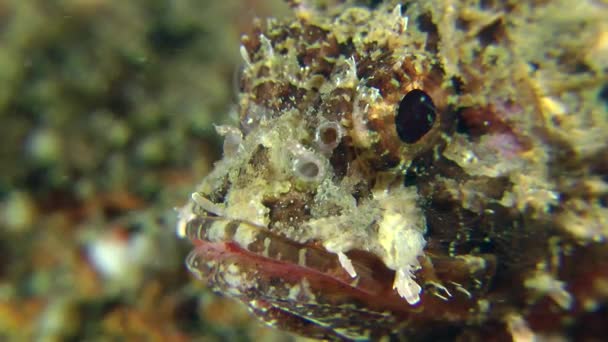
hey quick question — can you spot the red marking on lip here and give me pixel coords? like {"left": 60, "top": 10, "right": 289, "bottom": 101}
{"left": 188, "top": 238, "right": 425, "bottom": 314}
{"left": 191, "top": 238, "right": 386, "bottom": 293}
{"left": 187, "top": 233, "right": 486, "bottom": 326}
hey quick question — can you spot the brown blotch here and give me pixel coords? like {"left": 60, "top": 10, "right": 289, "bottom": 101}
{"left": 249, "top": 145, "right": 270, "bottom": 169}
{"left": 263, "top": 191, "right": 313, "bottom": 229}
{"left": 416, "top": 13, "right": 439, "bottom": 53}
{"left": 358, "top": 48, "right": 398, "bottom": 97}
{"left": 253, "top": 81, "right": 306, "bottom": 112}
{"left": 241, "top": 30, "right": 261, "bottom": 58}
{"left": 301, "top": 23, "right": 330, "bottom": 45}
{"left": 477, "top": 18, "right": 506, "bottom": 47}
{"left": 319, "top": 87, "right": 355, "bottom": 119}
{"left": 300, "top": 36, "right": 341, "bottom": 78}
{"left": 329, "top": 141, "right": 351, "bottom": 180}
{"left": 458, "top": 103, "right": 523, "bottom": 142}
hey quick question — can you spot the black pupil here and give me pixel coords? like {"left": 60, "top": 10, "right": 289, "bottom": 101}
{"left": 395, "top": 89, "right": 436, "bottom": 143}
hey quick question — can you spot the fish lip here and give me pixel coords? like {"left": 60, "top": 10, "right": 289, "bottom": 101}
{"left": 183, "top": 214, "right": 400, "bottom": 299}
{"left": 181, "top": 196, "right": 425, "bottom": 306}
{"left": 184, "top": 237, "right": 424, "bottom": 322}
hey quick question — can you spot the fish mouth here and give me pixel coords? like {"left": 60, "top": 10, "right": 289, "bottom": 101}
{"left": 184, "top": 238, "right": 420, "bottom": 342}
{"left": 182, "top": 213, "right": 403, "bottom": 302}
{"left": 179, "top": 202, "right": 495, "bottom": 326}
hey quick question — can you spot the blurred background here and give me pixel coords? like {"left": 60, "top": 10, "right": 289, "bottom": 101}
{"left": 0, "top": 0, "right": 300, "bottom": 340}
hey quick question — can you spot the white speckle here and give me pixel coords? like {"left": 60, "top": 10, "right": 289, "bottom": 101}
{"left": 337, "top": 252, "right": 357, "bottom": 278}
{"left": 449, "top": 282, "right": 470, "bottom": 298}
{"left": 393, "top": 267, "right": 422, "bottom": 305}
{"left": 524, "top": 272, "right": 573, "bottom": 310}
{"left": 88, "top": 233, "right": 130, "bottom": 280}
{"left": 233, "top": 222, "right": 259, "bottom": 249}
{"left": 346, "top": 56, "right": 358, "bottom": 81}
{"left": 428, "top": 281, "right": 453, "bottom": 300}
{"left": 175, "top": 202, "right": 195, "bottom": 237}
{"left": 391, "top": 5, "right": 408, "bottom": 33}
{"left": 87, "top": 229, "right": 154, "bottom": 288}
{"left": 221, "top": 264, "right": 248, "bottom": 296}
{"left": 455, "top": 286, "right": 472, "bottom": 298}
{"left": 239, "top": 45, "right": 252, "bottom": 67}
{"left": 226, "top": 264, "right": 240, "bottom": 274}
{"left": 260, "top": 34, "right": 274, "bottom": 58}
{"left": 505, "top": 314, "right": 536, "bottom": 342}
{"left": 298, "top": 248, "right": 307, "bottom": 267}
{"left": 299, "top": 278, "right": 315, "bottom": 301}
{"left": 288, "top": 283, "right": 302, "bottom": 300}
{"left": 263, "top": 237, "right": 271, "bottom": 258}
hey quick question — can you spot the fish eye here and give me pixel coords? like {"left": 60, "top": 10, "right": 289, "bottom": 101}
{"left": 395, "top": 89, "right": 437, "bottom": 143}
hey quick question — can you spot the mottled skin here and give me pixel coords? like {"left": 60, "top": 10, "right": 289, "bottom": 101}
{"left": 178, "top": 1, "right": 608, "bottom": 340}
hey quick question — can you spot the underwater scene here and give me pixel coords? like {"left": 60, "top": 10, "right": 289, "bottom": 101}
{"left": 1, "top": 0, "right": 607, "bottom": 341}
